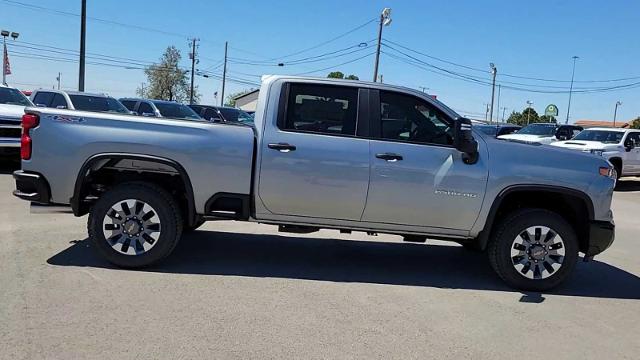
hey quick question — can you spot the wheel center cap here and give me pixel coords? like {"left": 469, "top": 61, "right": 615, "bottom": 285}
{"left": 530, "top": 245, "right": 545, "bottom": 260}
{"left": 124, "top": 220, "right": 140, "bottom": 235}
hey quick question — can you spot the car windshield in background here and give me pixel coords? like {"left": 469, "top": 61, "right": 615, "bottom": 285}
{"left": 476, "top": 125, "right": 497, "bottom": 136}
{"left": 0, "top": 87, "right": 33, "bottom": 106}
{"left": 154, "top": 102, "right": 201, "bottom": 120}
{"left": 69, "top": 95, "right": 129, "bottom": 113}
{"left": 517, "top": 124, "right": 557, "bottom": 136}
{"left": 219, "top": 108, "right": 254, "bottom": 123}
{"left": 572, "top": 130, "right": 624, "bottom": 144}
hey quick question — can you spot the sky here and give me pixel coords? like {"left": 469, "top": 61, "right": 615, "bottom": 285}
{"left": 1, "top": 0, "right": 639, "bottom": 122}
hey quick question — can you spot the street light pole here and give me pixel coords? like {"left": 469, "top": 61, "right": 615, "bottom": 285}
{"left": 526, "top": 100, "right": 533, "bottom": 125}
{"left": 489, "top": 63, "right": 497, "bottom": 124}
{"left": 501, "top": 107, "right": 507, "bottom": 122}
{"left": 613, "top": 101, "right": 622, "bottom": 127}
{"left": 373, "top": 8, "right": 391, "bottom": 82}
{"left": 78, "top": 0, "right": 86, "bottom": 92}
{"left": 565, "top": 55, "right": 579, "bottom": 124}
{"left": 2, "top": 29, "right": 19, "bottom": 86}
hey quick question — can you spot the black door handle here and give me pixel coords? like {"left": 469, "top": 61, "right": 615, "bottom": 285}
{"left": 268, "top": 143, "right": 297, "bottom": 152}
{"left": 375, "top": 153, "right": 403, "bottom": 161}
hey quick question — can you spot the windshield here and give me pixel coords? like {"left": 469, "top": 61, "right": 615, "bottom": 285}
{"left": 476, "top": 125, "right": 497, "bottom": 136}
{"left": 572, "top": 130, "right": 624, "bottom": 144}
{"left": 218, "top": 108, "right": 254, "bottom": 123}
{"left": 69, "top": 95, "right": 129, "bottom": 113}
{"left": 154, "top": 102, "right": 202, "bottom": 120}
{"left": 517, "top": 124, "right": 557, "bottom": 136}
{"left": 0, "top": 87, "right": 33, "bottom": 106}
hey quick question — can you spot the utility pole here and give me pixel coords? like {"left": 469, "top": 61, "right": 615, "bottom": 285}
{"left": 565, "top": 55, "right": 579, "bottom": 124}
{"left": 489, "top": 63, "right": 497, "bottom": 124}
{"left": 221, "top": 41, "right": 228, "bottom": 107}
{"left": 419, "top": 86, "right": 429, "bottom": 93}
{"left": 484, "top": 103, "right": 490, "bottom": 122}
{"left": 56, "top": 72, "right": 61, "bottom": 89}
{"left": 501, "top": 107, "right": 507, "bottom": 122}
{"left": 495, "top": 84, "right": 501, "bottom": 123}
{"left": 526, "top": 100, "right": 533, "bottom": 125}
{"left": 189, "top": 38, "right": 199, "bottom": 105}
{"left": 613, "top": 101, "right": 622, "bottom": 127}
{"left": 373, "top": 8, "right": 392, "bottom": 82}
{"left": 78, "top": 0, "right": 86, "bottom": 92}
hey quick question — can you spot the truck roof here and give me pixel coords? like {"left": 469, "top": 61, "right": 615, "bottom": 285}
{"left": 34, "top": 89, "right": 109, "bottom": 97}
{"left": 585, "top": 127, "right": 633, "bottom": 132}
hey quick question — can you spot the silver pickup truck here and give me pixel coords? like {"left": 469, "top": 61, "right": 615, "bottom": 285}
{"left": 13, "top": 75, "right": 616, "bottom": 291}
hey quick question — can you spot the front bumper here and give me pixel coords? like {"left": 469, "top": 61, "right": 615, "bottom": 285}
{"left": 585, "top": 220, "right": 615, "bottom": 256}
{"left": 13, "top": 170, "right": 51, "bottom": 204}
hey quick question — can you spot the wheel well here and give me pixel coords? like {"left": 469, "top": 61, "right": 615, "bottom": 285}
{"left": 72, "top": 154, "right": 196, "bottom": 226}
{"left": 609, "top": 157, "right": 622, "bottom": 170}
{"left": 479, "top": 188, "right": 593, "bottom": 253}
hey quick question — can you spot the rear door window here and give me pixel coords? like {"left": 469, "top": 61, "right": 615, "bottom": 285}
{"left": 50, "top": 94, "right": 68, "bottom": 109}
{"left": 281, "top": 83, "right": 358, "bottom": 136}
{"left": 137, "top": 102, "right": 154, "bottom": 116}
{"left": 120, "top": 100, "right": 137, "bottom": 112}
{"left": 33, "top": 92, "right": 54, "bottom": 107}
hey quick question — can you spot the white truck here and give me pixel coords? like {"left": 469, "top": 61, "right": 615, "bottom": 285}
{"left": 0, "top": 84, "right": 33, "bottom": 160}
{"left": 551, "top": 127, "right": 640, "bottom": 179}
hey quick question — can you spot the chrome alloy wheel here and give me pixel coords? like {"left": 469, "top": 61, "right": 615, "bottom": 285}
{"left": 510, "top": 226, "right": 565, "bottom": 280}
{"left": 102, "top": 199, "right": 161, "bottom": 256}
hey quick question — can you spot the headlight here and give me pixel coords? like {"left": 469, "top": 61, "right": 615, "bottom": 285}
{"left": 590, "top": 149, "right": 604, "bottom": 156}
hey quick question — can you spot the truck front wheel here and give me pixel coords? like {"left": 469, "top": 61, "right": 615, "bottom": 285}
{"left": 87, "top": 183, "right": 183, "bottom": 268}
{"left": 488, "top": 209, "right": 578, "bottom": 291}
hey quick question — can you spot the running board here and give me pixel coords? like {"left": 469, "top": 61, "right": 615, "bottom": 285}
{"left": 30, "top": 203, "right": 73, "bottom": 214}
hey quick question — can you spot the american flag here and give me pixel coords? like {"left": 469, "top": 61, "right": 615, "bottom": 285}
{"left": 3, "top": 42, "right": 11, "bottom": 76}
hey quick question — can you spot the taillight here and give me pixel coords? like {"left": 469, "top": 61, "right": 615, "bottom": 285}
{"left": 21, "top": 113, "right": 39, "bottom": 160}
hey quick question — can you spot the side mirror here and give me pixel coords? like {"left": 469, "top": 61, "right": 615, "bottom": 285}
{"left": 625, "top": 141, "right": 635, "bottom": 152}
{"left": 454, "top": 117, "right": 479, "bottom": 164}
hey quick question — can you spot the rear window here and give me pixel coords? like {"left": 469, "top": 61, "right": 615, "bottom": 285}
{"left": 153, "top": 102, "right": 201, "bottom": 120}
{"left": 69, "top": 95, "right": 129, "bottom": 114}
{"left": 0, "top": 87, "right": 33, "bottom": 106}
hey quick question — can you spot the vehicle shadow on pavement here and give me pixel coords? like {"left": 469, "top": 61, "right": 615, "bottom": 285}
{"left": 615, "top": 178, "right": 640, "bottom": 192}
{"left": 48, "top": 230, "right": 640, "bottom": 300}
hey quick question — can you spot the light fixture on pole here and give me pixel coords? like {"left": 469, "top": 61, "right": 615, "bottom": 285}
{"left": 372, "top": 8, "right": 392, "bottom": 82}
{"left": 2, "top": 29, "right": 19, "bottom": 86}
{"left": 489, "top": 63, "right": 497, "bottom": 124}
{"left": 613, "top": 101, "right": 622, "bottom": 127}
{"left": 565, "top": 55, "right": 579, "bottom": 124}
{"left": 526, "top": 100, "right": 533, "bottom": 125}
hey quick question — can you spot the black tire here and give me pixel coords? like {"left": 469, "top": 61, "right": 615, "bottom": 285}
{"left": 487, "top": 209, "right": 578, "bottom": 291}
{"left": 88, "top": 182, "right": 183, "bottom": 268}
{"left": 184, "top": 217, "right": 206, "bottom": 232}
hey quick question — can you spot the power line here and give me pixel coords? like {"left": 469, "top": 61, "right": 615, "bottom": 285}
{"left": 295, "top": 51, "right": 376, "bottom": 75}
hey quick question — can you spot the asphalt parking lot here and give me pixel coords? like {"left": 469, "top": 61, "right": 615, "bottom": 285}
{"left": 1, "top": 160, "right": 639, "bottom": 359}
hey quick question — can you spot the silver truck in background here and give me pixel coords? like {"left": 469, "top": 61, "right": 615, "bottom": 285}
{"left": 13, "top": 75, "right": 616, "bottom": 291}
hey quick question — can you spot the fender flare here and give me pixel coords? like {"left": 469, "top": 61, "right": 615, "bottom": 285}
{"left": 476, "top": 184, "right": 595, "bottom": 250}
{"left": 71, "top": 153, "right": 196, "bottom": 225}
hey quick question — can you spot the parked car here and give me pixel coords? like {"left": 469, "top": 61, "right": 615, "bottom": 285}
{"left": 475, "top": 124, "right": 521, "bottom": 137}
{"left": 551, "top": 127, "right": 640, "bottom": 180}
{"left": 498, "top": 123, "right": 583, "bottom": 144}
{"left": 0, "top": 84, "right": 33, "bottom": 159}
{"left": 30, "top": 89, "right": 129, "bottom": 114}
{"left": 120, "top": 98, "right": 202, "bottom": 121}
{"left": 13, "top": 75, "right": 616, "bottom": 291}
{"left": 188, "top": 104, "right": 254, "bottom": 124}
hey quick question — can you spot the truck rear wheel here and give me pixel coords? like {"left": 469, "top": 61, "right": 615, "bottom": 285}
{"left": 87, "top": 183, "right": 183, "bottom": 268}
{"left": 488, "top": 209, "right": 578, "bottom": 291}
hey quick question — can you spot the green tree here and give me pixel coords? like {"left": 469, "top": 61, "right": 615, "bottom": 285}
{"left": 326, "top": 72, "right": 359, "bottom": 80}
{"left": 225, "top": 89, "right": 255, "bottom": 107}
{"left": 630, "top": 117, "right": 640, "bottom": 129}
{"left": 137, "top": 45, "right": 200, "bottom": 103}
{"left": 507, "top": 107, "right": 541, "bottom": 126}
